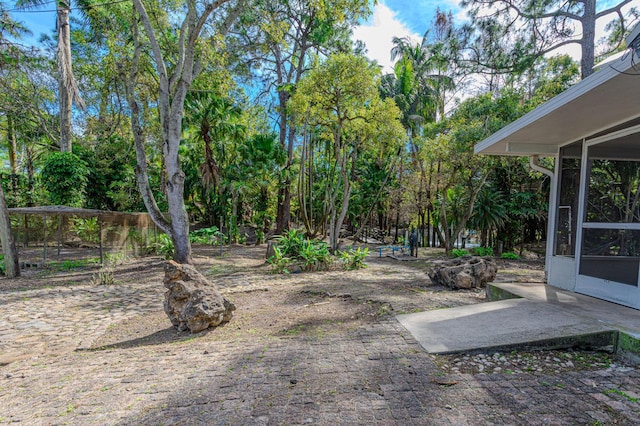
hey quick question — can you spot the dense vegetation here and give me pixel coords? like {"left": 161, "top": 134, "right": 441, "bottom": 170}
{"left": 0, "top": 0, "right": 637, "bottom": 270}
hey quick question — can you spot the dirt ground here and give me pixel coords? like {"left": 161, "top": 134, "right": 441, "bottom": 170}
{"left": 5, "top": 243, "right": 545, "bottom": 349}
{"left": 3, "top": 244, "right": 639, "bottom": 425}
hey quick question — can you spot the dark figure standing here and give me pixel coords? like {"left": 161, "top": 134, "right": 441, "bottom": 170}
{"left": 409, "top": 229, "right": 418, "bottom": 257}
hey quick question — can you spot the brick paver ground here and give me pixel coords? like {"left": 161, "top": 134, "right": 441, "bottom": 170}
{"left": 1, "top": 250, "right": 639, "bottom": 425}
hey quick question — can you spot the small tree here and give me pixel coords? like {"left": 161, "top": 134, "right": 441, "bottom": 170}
{"left": 41, "top": 151, "right": 88, "bottom": 207}
{"left": 290, "top": 53, "right": 404, "bottom": 252}
{"left": 125, "top": 0, "right": 243, "bottom": 264}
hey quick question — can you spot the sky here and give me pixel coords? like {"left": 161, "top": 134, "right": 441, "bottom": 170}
{"left": 353, "top": 0, "right": 640, "bottom": 73}
{"left": 6, "top": 0, "right": 640, "bottom": 72}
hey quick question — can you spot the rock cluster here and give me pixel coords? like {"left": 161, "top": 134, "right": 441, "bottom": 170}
{"left": 428, "top": 255, "right": 497, "bottom": 289}
{"left": 164, "top": 261, "right": 235, "bottom": 333}
{"left": 435, "top": 350, "right": 630, "bottom": 375}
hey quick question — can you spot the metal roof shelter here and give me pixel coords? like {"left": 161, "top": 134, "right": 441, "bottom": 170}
{"left": 475, "top": 28, "right": 640, "bottom": 310}
{"left": 8, "top": 205, "right": 157, "bottom": 266}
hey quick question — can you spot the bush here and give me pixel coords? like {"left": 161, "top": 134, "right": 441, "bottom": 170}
{"left": 190, "top": 226, "right": 223, "bottom": 245}
{"left": 0, "top": 254, "right": 5, "bottom": 276}
{"left": 298, "top": 240, "right": 332, "bottom": 271}
{"left": 267, "top": 245, "right": 291, "bottom": 274}
{"left": 277, "top": 229, "right": 305, "bottom": 258}
{"left": 339, "top": 247, "right": 369, "bottom": 270}
{"left": 70, "top": 217, "right": 100, "bottom": 244}
{"left": 501, "top": 252, "right": 520, "bottom": 260}
{"left": 41, "top": 151, "right": 88, "bottom": 207}
{"left": 269, "top": 230, "right": 334, "bottom": 273}
{"left": 451, "top": 249, "right": 470, "bottom": 258}
{"left": 146, "top": 234, "right": 174, "bottom": 259}
{"left": 472, "top": 246, "right": 494, "bottom": 257}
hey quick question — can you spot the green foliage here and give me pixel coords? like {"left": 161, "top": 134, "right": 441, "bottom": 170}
{"left": 267, "top": 245, "right": 291, "bottom": 274}
{"left": 339, "top": 247, "right": 369, "bottom": 270}
{"left": 190, "top": 227, "right": 223, "bottom": 245}
{"left": 276, "top": 229, "right": 305, "bottom": 259}
{"left": 472, "top": 246, "right": 494, "bottom": 257}
{"left": 451, "top": 249, "right": 470, "bottom": 258}
{"left": 0, "top": 254, "right": 5, "bottom": 276}
{"left": 298, "top": 240, "right": 332, "bottom": 271}
{"left": 70, "top": 217, "right": 100, "bottom": 244}
{"left": 147, "top": 234, "right": 174, "bottom": 259}
{"left": 269, "top": 230, "right": 333, "bottom": 273}
{"left": 501, "top": 252, "right": 520, "bottom": 260}
{"left": 41, "top": 152, "right": 89, "bottom": 207}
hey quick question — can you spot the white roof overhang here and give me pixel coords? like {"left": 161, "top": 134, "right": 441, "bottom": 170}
{"left": 474, "top": 51, "right": 640, "bottom": 157}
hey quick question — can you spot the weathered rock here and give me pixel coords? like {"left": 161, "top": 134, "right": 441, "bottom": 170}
{"left": 428, "top": 255, "right": 497, "bottom": 289}
{"left": 164, "top": 261, "right": 235, "bottom": 332}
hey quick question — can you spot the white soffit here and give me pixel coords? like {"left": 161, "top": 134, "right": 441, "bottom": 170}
{"left": 474, "top": 52, "right": 640, "bottom": 156}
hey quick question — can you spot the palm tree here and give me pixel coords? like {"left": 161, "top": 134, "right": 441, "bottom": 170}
{"left": 16, "top": 0, "right": 87, "bottom": 152}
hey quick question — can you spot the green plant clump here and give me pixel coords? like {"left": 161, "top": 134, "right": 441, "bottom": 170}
{"left": 147, "top": 234, "right": 174, "bottom": 259}
{"left": 190, "top": 226, "right": 223, "bottom": 245}
{"left": 501, "top": 252, "right": 520, "bottom": 260}
{"left": 70, "top": 217, "right": 100, "bottom": 244}
{"left": 451, "top": 249, "right": 470, "bottom": 258}
{"left": 267, "top": 229, "right": 333, "bottom": 273}
{"left": 268, "top": 245, "right": 291, "bottom": 274}
{"left": 473, "top": 246, "right": 494, "bottom": 256}
{"left": 41, "top": 151, "right": 89, "bottom": 207}
{"left": 299, "top": 239, "right": 332, "bottom": 271}
{"left": 339, "top": 247, "right": 369, "bottom": 270}
{"left": 0, "top": 254, "right": 5, "bottom": 276}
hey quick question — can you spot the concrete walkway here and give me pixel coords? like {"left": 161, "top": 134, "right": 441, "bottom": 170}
{"left": 397, "top": 282, "right": 640, "bottom": 354}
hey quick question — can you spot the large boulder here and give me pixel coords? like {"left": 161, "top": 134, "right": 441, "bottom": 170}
{"left": 164, "top": 261, "right": 235, "bottom": 332}
{"left": 428, "top": 255, "right": 497, "bottom": 289}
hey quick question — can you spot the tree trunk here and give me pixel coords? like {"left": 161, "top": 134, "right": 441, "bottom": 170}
{"left": 57, "top": 3, "right": 74, "bottom": 153}
{"left": 275, "top": 88, "right": 291, "bottom": 235}
{"left": 0, "top": 183, "right": 19, "bottom": 277}
{"left": 580, "top": 0, "right": 596, "bottom": 79}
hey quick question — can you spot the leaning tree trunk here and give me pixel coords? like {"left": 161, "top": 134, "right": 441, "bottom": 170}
{"left": 0, "top": 183, "right": 19, "bottom": 277}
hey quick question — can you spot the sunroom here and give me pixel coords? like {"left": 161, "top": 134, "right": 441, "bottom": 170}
{"left": 474, "top": 25, "right": 640, "bottom": 310}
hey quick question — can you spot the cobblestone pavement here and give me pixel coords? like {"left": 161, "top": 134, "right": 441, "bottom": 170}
{"left": 1, "top": 254, "right": 640, "bottom": 425}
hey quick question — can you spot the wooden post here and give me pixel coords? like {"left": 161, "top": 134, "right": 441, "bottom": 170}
{"left": 43, "top": 215, "right": 47, "bottom": 264}
{"left": 99, "top": 215, "right": 104, "bottom": 265}
{"left": 220, "top": 216, "right": 224, "bottom": 255}
{"left": 23, "top": 214, "right": 28, "bottom": 247}
{"left": 57, "top": 215, "right": 62, "bottom": 256}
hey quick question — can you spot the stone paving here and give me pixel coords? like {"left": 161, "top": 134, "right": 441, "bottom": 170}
{"left": 1, "top": 256, "right": 640, "bottom": 425}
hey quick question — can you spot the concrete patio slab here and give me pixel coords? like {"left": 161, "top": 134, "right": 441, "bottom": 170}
{"left": 397, "top": 282, "right": 640, "bottom": 354}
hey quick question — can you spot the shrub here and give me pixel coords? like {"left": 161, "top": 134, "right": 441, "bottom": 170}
{"left": 451, "top": 249, "right": 470, "bottom": 258}
{"left": 0, "top": 254, "right": 4, "bottom": 276}
{"left": 473, "top": 246, "right": 494, "bottom": 257}
{"left": 147, "top": 234, "right": 174, "bottom": 259}
{"left": 277, "top": 229, "right": 305, "bottom": 258}
{"left": 298, "top": 240, "right": 332, "bottom": 271}
{"left": 501, "top": 252, "right": 520, "bottom": 260}
{"left": 190, "top": 226, "right": 223, "bottom": 245}
{"left": 41, "top": 151, "right": 88, "bottom": 207}
{"left": 269, "top": 230, "right": 334, "bottom": 273}
{"left": 70, "top": 217, "right": 100, "bottom": 244}
{"left": 267, "top": 245, "right": 291, "bottom": 274}
{"left": 339, "top": 247, "right": 369, "bottom": 270}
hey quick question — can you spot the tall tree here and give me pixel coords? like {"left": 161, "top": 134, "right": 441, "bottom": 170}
{"left": 125, "top": 0, "right": 243, "bottom": 264}
{"left": 461, "top": 0, "right": 637, "bottom": 79}
{"left": 290, "top": 53, "right": 404, "bottom": 252}
{"left": 15, "top": 0, "right": 89, "bottom": 152}
{"left": 234, "top": 0, "right": 370, "bottom": 234}
{"left": 0, "top": 4, "right": 24, "bottom": 277}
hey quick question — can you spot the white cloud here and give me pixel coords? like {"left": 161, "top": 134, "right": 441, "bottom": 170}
{"left": 352, "top": 3, "right": 421, "bottom": 74}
